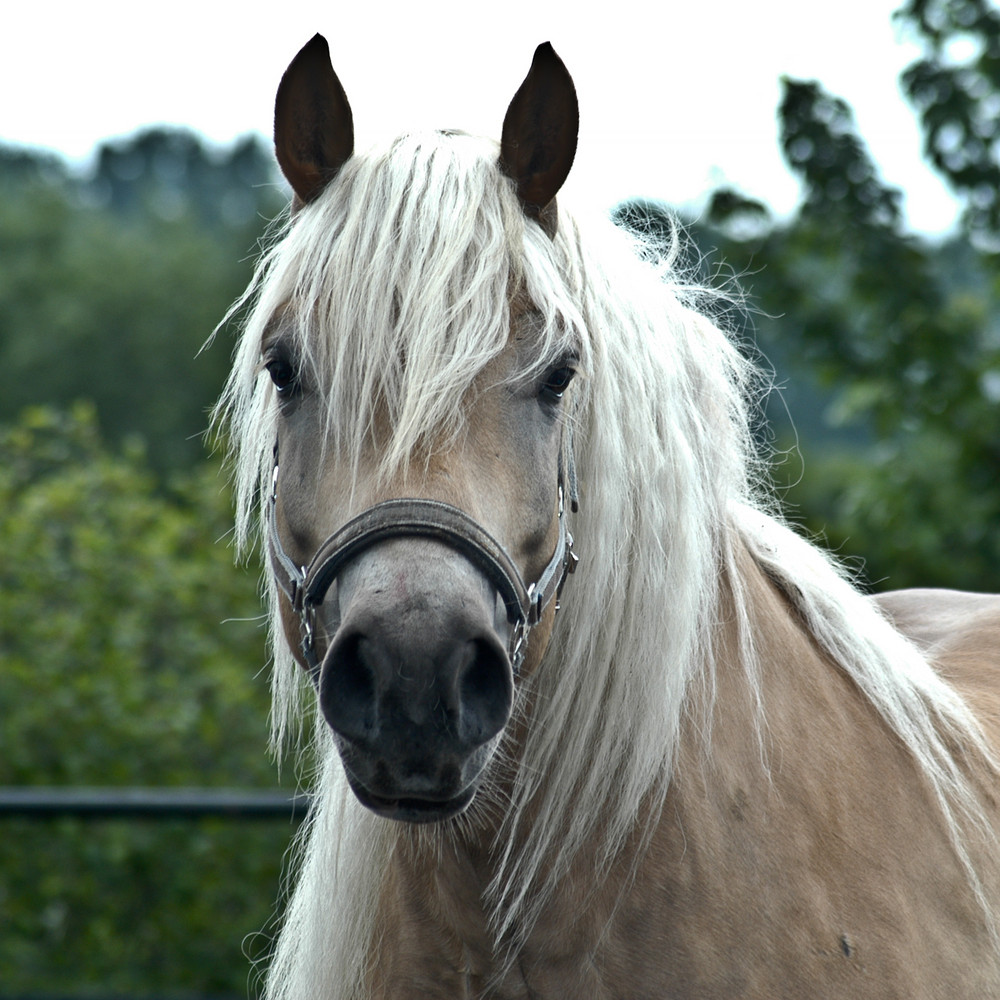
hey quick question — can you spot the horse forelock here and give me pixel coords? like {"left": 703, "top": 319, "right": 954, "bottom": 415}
{"left": 221, "top": 131, "right": 605, "bottom": 543}
{"left": 218, "top": 132, "right": 999, "bottom": 998}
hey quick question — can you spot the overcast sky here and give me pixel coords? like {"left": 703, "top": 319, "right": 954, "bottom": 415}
{"left": 2, "top": 0, "right": 962, "bottom": 232}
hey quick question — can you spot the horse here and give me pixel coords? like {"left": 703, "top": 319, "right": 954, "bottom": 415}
{"left": 215, "top": 35, "right": 1000, "bottom": 998}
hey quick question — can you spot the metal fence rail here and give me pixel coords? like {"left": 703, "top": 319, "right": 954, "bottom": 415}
{"left": 1, "top": 787, "right": 309, "bottom": 1000}
{"left": 0, "top": 786, "right": 311, "bottom": 820}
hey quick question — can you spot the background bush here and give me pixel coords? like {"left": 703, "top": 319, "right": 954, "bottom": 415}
{"left": 0, "top": 405, "right": 295, "bottom": 996}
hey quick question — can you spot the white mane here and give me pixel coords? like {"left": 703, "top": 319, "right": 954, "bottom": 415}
{"left": 215, "top": 130, "right": 994, "bottom": 999}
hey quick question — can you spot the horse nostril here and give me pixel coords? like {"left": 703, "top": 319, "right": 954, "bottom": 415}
{"left": 458, "top": 637, "right": 514, "bottom": 747}
{"left": 320, "top": 632, "right": 377, "bottom": 743}
{"left": 321, "top": 624, "right": 513, "bottom": 752}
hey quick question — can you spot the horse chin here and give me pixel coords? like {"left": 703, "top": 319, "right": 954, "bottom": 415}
{"left": 344, "top": 773, "right": 478, "bottom": 824}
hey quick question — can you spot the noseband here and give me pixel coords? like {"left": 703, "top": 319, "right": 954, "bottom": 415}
{"left": 266, "top": 445, "right": 578, "bottom": 675}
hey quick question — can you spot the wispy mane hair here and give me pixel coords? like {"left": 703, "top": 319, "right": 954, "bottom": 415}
{"left": 214, "top": 129, "right": 996, "bottom": 999}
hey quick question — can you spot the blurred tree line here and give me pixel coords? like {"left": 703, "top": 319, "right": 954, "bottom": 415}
{"left": 618, "top": 0, "right": 1000, "bottom": 592}
{"left": 0, "top": 127, "right": 284, "bottom": 471}
{"left": 0, "top": 134, "right": 292, "bottom": 996}
{"left": 1, "top": 0, "right": 999, "bottom": 993}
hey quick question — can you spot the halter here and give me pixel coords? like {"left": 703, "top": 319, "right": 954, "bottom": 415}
{"left": 266, "top": 444, "right": 578, "bottom": 675}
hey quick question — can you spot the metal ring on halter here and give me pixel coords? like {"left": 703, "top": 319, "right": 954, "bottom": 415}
{"left": 266, "top": 444, "right": 578, "bottom": 675}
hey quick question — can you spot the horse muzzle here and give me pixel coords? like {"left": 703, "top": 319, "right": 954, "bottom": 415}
{"left": 317, "top": 539, "right": 514, "bottom": 822}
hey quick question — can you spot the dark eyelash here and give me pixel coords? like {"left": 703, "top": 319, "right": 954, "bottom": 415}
{"left": 263, "top": 347, "right": 300, "bottom": 397}
{"left": 540, "top": 364, "right": 577, "bottom": 401}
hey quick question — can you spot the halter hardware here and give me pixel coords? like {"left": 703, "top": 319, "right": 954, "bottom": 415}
{"left": 266, "top": 445, "right": 578, "bottom": 675}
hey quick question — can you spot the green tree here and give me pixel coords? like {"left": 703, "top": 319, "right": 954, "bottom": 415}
{"left": 88, "top": 128, "right": 282, "bottom": 231}
{"left": 762, "top": 72, "right": 1000, "bottom": 591}
{"left": 898, "top": 0, "right": 1000, "bottom": 240}
{"left": 616, "top": 54, "right": 1000, "bottom": 592}
{"left": 0, "top": 132, "right": 284, "bottom": 472}
{"left": 0, "top": 406, "right": 293, "bottom": 996}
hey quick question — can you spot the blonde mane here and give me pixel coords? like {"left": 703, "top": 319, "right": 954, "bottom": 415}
{"left": 215, "top": 129, "right": 994, "bottom": 999}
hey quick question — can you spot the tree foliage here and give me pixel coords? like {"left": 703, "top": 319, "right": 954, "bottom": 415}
{"left": 768, "top": 68, "right": 1000, "bottom": 591}
{"left": 618, "top": 9, "right": 1000, "bottom": 594}
{"left": 0, "top": 130, "right": 295, "bottom": 997}
{"left": 0, "top": 130, "right": 284, "bottom": 471}
{"left": 897, "top": 0, "right": 1000, "bottom": 240}
{"left": 0, "top": 406, "right": 293, "bottom": 995}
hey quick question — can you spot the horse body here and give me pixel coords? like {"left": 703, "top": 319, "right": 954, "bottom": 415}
{"left": 216, "top": 36, "right": 1000, "bottom": 999}
{"left": 368, "top": 561, "right": 1000, "bottom": 999}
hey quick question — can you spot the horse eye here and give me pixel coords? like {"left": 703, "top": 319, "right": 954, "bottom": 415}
{"left": 541, "top": 366, "right": 576, "bottom": 401}
{"left": 265, "top": 354, "right": 299, "bottom": 396}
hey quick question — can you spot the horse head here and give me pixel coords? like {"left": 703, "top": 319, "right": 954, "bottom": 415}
{"left": 264, "top": 37, "right": 580, "bottom": 823}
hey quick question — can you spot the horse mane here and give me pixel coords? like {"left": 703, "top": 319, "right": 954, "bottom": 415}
{"left": 214, "top": 130, "right": 995, "bottom": 999}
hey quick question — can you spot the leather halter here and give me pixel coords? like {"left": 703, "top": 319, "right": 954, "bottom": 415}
{"left": 267, "top": 445, "right": 578, "bottom": 674}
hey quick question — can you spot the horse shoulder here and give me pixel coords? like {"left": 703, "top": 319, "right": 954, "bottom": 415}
{"left": 603, "top": 568, "right": 1000, "bottom": 998}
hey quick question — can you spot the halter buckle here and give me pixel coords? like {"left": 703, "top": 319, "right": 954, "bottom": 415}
{"left": 299, "top": 603, "right": 319, "bottom": 671}
{"left": 510, "top": 619, "right": 528, "bottom": 675}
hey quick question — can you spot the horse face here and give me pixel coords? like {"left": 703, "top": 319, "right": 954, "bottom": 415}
{"left": 268, "top": 306, "right": 576, "bottom": 822}
{"left": 263, "top": 38, "right": 579, "bottom": 823}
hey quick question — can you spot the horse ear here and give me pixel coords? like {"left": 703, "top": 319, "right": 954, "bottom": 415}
{"left": 499, "top": 42, "right": 578, "bottom": 239}
{"left": 274, "top": 34, "right": 355, "bottom": 207}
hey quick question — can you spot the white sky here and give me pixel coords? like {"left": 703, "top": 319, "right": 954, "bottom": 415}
{"left": 1, "top": 0, "right": 962, "bottom": 232}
